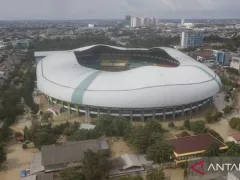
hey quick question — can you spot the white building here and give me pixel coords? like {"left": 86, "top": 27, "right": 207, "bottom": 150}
{"left": 181, "top": 19, "right": 185, "bottom": 25}
{"left": 184, "top": 23, "right": 194, "bottom": 29}
{"left": 130, "top": 17, "right": 142, "bottom": 27}
{"left": 230, "top": 57, "right": 240, "bottom": 72}
{"left": 88, "top": 24, "right": 95, "bottom": 28}
{"left": 181, "top": 30, "right": 204, "bottom": 49}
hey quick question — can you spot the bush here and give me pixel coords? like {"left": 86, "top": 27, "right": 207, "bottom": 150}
{"left": 168, "top": 122, "right": 175, "bottom": 128}
{"left": 179, "top": 126, "right": 185, "bottom": 130}
{"left": 22, "top": 144, "right": 27, "bottom": 149}
{"left": 205, "top": 112, "right": 223, "bottom": 123}
{"left": 223, "top": 105, "right": 233, "bottom": 115}
{"left": 229, "top": 117, "right": 240, "bottom": 129}
{"left": 184, "top": 119, "right": 191, "bottom": 130}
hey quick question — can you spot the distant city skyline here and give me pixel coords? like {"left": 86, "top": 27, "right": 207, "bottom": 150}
{"left": 0, "top": 0, "right": 240, "bottom": 20}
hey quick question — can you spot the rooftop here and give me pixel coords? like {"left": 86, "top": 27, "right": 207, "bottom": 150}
{"left": 166, "top": 133, "right": 227, "bottom": 155}
{"left": 41, "top": 139, "right": 109, "bottom": 166}
{"left": 79, "top": 123, "right": 96, "bottom": 130}
{"left": 230, "top": 134, "right": 240, "bottom": 141}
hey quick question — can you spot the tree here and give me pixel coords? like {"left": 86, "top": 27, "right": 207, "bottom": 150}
{"left": 203, "top": 142, "right": 221, "bottom": 157}
{"left": 222, "top": 141, "right": 240, "bottom": 156}
{"left": 41, "top": 112, "right": 53, "bottom": 122}
{"left": 57, "top": 168, "right": 86, "bottom": 180}
{"left": 23, "top": 126, "right": 32, "bottom": 141}
{"left": 223, "top": 105, "right": 232, "bottom": 115}
{"left": 128, "top": 126, "right": 150, "bottom": 153}
{"left": 32, "top": 124, "right": 57, "bottom": 149}
{"left": 205, "top": 112, "right": 213, "bottom": 123}
{"left": 229, "top": 117, "right": 240, "bottom": 130}
{"left": 190, "top": 120, "right": 206, "bottom": 134}
{"left": 82, "top": 150, "right": 109, "bottom": 180}
{"left": 145, "top": 120, "right": 164, "bottom": 134}
{"left": 146, "top": 168, "right": 165, "bottom": 180}
{"left": 146, "top": 138, "right": 173, "bottom": 164}
{"left": 183, "top": 119, "right": 191, "bottom": 130}
{"left": 0, "top": 143, "right": 6, "bottom": 165}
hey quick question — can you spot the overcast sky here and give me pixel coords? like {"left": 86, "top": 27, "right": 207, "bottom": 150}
{"left": 0, "top": 0, "right": 240, "bottom": 20}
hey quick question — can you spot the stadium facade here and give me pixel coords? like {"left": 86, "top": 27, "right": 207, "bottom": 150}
{"left": 35, "top": 44, "right": 222, "bottom": 120}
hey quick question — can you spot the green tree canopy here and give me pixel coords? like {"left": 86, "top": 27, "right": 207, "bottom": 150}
{"left": 82, "top": 150, "right": 109, "bottom": 180}
{"left": 57, "top": 168, "right": 86, "bottom": 180}
{"left": 146, "top": 138, "right": 173, "bottom": 164}
{"left": 190, "top": 120, "right": 206, "bottom": 134}
{"left": 146, "top": 168, "right": 165, "bottom": 180}
{"left": 222, "top": 141, "right": 240, "bottom": 156}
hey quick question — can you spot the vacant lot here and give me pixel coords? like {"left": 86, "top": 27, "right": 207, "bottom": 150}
{"left": 109, "top": 138, "right": 133, "bottom": 158}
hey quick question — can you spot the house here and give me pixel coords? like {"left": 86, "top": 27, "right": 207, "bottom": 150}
{"left": 16, "top": 135, "right": 24, "bottom": 142}
{"left": 227, "top": 134, "right": 240, "bottom": 144}
{"left": 109, "top": 154, "right": 153, "bottom": 178}
{"left": 41, "top": 139, "right": 109, "bottom": 172}
{"left": 166, "top": 133, "right": 228, "bottom": 164}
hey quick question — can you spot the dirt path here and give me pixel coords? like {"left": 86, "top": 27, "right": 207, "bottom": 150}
{"left": 0, "top": 112, "right": 37, "bottom": 180}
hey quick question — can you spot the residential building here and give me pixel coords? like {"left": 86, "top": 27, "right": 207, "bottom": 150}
{"left": 227, "top": 134, "right": 240, "bottom": 144}
{"left": 181, "top": 30, "right": 204, "bottom": 49}
{"left": 109, "top": 154, "right": 153, "bottom": 178}
{"left": 29, "top": 139, "right": 109, "bottom": 174}
{"left": 166, "top": 133, "right": 228, "bottom": 164}
{"left": 149, "top": 17, "right": 157, "bottom": 26}
{"left": 216, "top": 51, "right": 230, "bottom": 66}
{"left": 230, "top": 56, "right": 240, "bottom": 71}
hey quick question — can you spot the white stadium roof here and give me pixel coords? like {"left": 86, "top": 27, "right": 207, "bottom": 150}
{"left": 36, "top": 44, "right": 221, "bottom": 108}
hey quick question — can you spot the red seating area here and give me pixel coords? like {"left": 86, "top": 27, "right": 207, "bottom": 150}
{"left": 101, "top": 67, "right": 129, "bottom": 72}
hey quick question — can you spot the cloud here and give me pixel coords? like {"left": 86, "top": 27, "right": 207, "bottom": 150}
{"left": 0, "top": 0, "right": 239, "bottom": 20}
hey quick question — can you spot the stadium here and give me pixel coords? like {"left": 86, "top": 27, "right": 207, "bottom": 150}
{"left": 36, "top": 44, "right": 222, "bottom": 120}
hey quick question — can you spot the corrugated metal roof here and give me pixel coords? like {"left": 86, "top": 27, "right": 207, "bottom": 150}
{"left": 79, "top": 123, "right": 96, "bottom": 130}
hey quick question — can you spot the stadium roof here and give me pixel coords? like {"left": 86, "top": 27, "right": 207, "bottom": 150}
{"left": 36, "top": 44, "right": 222, "bottom": 108}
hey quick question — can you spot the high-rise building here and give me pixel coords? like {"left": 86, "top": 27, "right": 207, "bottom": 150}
{"left": 149, "top": 17, "right": 157, "bottom": 26}
{"left": 136, "top": 17, "right": 142, "bottom": 27}
{"left": 181, "top": 19, "right": 185, "bottom": 25}
{"left": 143, "top": 18, "right": 150, "bottom": 27}
{"left": 125, "top": 15, "right": 131, "bottom": 26}
{"left": 216, "top": 51, "right": 229, "bottom": 66}
{"left": 130, "top": 17, "right": 142, "bottom": 27}
{"left": 181, "top": 30, "right": 204, "bottom": 49}
{"left": 130, "top": 17, "right": 137, "bottom": 27}
{"left": 129, "top": 16, "right": 156, "bottom": 27}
